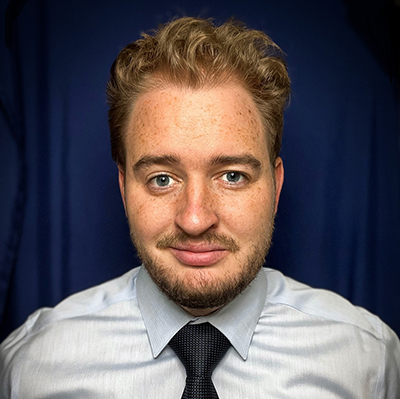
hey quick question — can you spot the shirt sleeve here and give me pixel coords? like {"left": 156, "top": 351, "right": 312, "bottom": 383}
{"left": 1, "top": 327, "right": 23, "bottom": 398}
{"left": 0, "top": 309, "right": 45, "bottom": 398}
{"left": 379, "top": 323, "right": 400, "bottom": 399}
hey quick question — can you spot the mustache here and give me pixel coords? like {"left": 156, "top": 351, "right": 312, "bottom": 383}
{"left": 156, "top": 232, "right": 240, "bottom": 252}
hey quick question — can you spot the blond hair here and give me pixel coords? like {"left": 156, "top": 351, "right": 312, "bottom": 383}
{"left": 107, "top": 17, "right": 290, "bottom": 168}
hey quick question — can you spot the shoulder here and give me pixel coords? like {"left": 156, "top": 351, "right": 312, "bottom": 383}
{"left": 0, "top": 267, "right": 141, "bottom": 396}
{"left": 263, "top": 268, "right": 398, "bottom": 343}
{"left": 250, "top": 269, "right": 400, "bottom": 396}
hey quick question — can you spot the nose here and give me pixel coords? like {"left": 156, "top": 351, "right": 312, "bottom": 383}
{"left": 175, "top": 179, "right": 219, "bottom": 236}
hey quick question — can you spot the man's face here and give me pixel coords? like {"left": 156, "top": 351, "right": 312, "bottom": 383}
{"left": 119, "top": 83, "right": 284, "bottom": 315}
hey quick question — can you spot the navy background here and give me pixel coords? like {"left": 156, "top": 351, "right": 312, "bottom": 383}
{"left": 1, "top": 0, "right": 399, "bottom": 341}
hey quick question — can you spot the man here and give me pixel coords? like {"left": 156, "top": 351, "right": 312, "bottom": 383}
{"left": 1, "top": 17, "right": 399, "bottom": 398}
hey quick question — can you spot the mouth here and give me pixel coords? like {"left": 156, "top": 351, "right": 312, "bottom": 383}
{"left": 169, "top": 243, "right": 229, "bottom": 266}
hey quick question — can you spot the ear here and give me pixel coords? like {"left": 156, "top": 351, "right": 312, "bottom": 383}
{"left": 273, "top": 157, "right": 284, "bottom": 214}
{"left": 118, "top": 165, "right": 127, "bottom": 214}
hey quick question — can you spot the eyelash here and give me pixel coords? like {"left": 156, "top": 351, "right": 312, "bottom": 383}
{"left": 148, "top": 174, "right": 178, "bottom": 190}
{"left": 147, "top": 171, "right": 249, "bottom": 191}
{"left": 220, "top": 171, "right": 248, "bottom": 185}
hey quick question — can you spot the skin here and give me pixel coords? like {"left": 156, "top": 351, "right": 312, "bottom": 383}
{"left": 119, "top": 82, "right": 284, "bottom": 316}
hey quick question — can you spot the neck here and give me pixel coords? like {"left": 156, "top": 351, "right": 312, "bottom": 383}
{"left": 181, "top": 305, "right": 221, "bottom": 317}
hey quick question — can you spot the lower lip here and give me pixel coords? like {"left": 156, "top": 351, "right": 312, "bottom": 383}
{"left": 170, "top": 248, "right": 229, "bottom": 266}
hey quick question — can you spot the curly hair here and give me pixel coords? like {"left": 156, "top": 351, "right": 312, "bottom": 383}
{"left": 106, "top": 17, "right": 291, "bottom": 168}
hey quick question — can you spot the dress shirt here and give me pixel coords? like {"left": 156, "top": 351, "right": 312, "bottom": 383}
{"left": 1, "top": 266, "right": 399, "bottom": 398}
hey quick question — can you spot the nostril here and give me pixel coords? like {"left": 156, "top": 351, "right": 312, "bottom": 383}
{"left": 175, "top": 197, "right": 219, "bottom": 236}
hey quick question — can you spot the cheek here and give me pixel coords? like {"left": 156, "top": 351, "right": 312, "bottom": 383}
{"left": 125, "top": 189, "right": 176, "bottom": 239}
{"left": 221, "top": 186, "right": 274, "bottom": 236}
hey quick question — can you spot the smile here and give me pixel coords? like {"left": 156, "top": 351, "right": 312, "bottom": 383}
{"left": 169, "top": 244, "right": 229, "bottom": 266}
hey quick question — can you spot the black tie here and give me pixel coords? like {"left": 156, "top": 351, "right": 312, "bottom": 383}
{"left": 169, "top": 322, "right": 231, "bottom": 399}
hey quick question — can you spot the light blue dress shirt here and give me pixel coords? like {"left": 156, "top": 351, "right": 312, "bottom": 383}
{"left": 1, "top": 266, "right": 399, "bottom": 398}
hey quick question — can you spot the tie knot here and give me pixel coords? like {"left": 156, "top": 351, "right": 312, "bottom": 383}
{"left": 169, "top": 322, "right": 231, "bottom": 377}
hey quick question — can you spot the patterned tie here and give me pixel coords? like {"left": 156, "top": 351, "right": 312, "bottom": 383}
{"left": 169, "top": 322, "right": 231, "bottom": 399}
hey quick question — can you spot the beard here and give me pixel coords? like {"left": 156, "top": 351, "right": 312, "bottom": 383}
{"left": 129, "top": 216, "right": 275, "bottom": 310}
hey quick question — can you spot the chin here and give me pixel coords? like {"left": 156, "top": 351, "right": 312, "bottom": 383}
{"left": 144, "top": 257, "right": 261, "bottom": 310}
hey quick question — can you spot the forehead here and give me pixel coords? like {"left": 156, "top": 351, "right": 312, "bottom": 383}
{"left": 126, "top": 83, "right": 269, "bottom": 164}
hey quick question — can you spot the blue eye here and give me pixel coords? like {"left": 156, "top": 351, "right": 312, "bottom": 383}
{"left": 148, "top": 173, "right": 179, "bottom": 192}
{"left": 225, "top": 172, "right": 242, "bottom": 183}
{"left": 154, "top": 175, "right": 171, "bottom": 187}
{"left": 221, "top": 172, "right": 246, "bottom": 184}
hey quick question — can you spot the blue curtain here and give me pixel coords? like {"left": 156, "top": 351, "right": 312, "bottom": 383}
{"left": 1, "top": 0, "right": 399, "bottom": 341}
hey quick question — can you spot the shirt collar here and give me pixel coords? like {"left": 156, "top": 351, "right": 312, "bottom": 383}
{"left": 137, "top": 266, "right": 267, "bottom": 360}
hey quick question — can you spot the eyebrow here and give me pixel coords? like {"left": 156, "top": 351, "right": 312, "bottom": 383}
{"left": 133, "top": 154, "right": 181, "bottom": 172}
{"left": 209, "top": 155, "right": 262, "bottom": 172}
{"left": 132, "top": 153, "right": 262, "bottom": 173}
